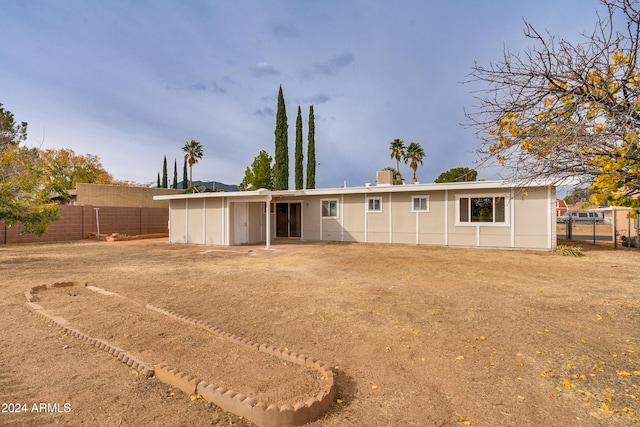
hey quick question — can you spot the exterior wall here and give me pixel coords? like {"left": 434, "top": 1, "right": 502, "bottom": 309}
{"left": 169, "top": 197, "right": 267, "bottom": 245}
{"left": 187, "top": 199, "right": 205, "bottom": 244}
{"left": 302, "top": 199, "right": 321, "bottom": 241}
{"left": 205, "top": 198, "right": 224, "bottom": 245}
{"left": 418, "top": 191, "right": 446, "bottom": 245}
{"left": 1, "top": 205, "right": 168, "bottom": 245}
{"left": 389, "top": 192, "right": 414, "bottom": 244}
{"left": 230, "top": 202, "right": 245, "bottom": 245}
{"left": 76, "top": 183, "right": 181, "bottom": 208}
{"left": 300, "top": 187, "right": 554, "bottom": 249}
{"left": 365, "top": 193, "right": 389, "bottom": 243}
{"left": 169, "top": 200, "right": 187, "bottom": 243}
{"left": 248, "top": 202, "right": 264, "bottom": 243}
{"left": 342, "top": 194, "right": 365, "bottom": 242}
{"left": 163, "top": 184, "right": 556, "bottom": 250}
{"left": 513, "top": 187, "right": 554, "bottom": 249}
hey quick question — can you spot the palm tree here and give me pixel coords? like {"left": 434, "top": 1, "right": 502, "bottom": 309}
{"left": 389, "top": 138, "right": 405, "bottom": 184}
{"left": 182, "top": 140, "right": 204, "bottom": 188}
{"left": 404, "top": 142, "right": 425, "bottom": 183}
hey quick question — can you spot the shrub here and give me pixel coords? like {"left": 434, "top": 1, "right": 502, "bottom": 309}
{"left": 553, "top": 245, "right": 584, "bottom": 257}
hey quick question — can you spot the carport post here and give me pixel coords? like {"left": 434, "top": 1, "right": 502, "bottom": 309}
{"left": 265, "top": 196, "right": 272, "bottom": 249}
{"left": 613, "top": 208, "right": 617, "bottom": 249}
{"left": 94, "top": 208, "right": 100, "bottom": 241}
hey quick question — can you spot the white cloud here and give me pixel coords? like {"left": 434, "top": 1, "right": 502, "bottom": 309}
{"left": 251, "top": 62, "right": 280, "bottom": 77}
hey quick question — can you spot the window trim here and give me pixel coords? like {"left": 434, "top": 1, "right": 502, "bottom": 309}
{"left": 321, "top": 199, "right": 339, "bottom": 219}
{"left": 411, "top": 196, "right": 430, "bottom": 212}
{"left": 455, "top": 193, "right": 510, "bottom": 226}
{"left": 366, "top": 197, "right": 383, "bottom": 213}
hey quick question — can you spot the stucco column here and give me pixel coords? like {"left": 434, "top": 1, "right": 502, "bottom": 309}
{"left": 265, "top": 196, "right": 272, "bottom": 249}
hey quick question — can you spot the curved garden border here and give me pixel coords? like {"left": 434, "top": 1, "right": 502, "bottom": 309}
{"left": 24, "top": 282, "right": 334, "bottom": 427}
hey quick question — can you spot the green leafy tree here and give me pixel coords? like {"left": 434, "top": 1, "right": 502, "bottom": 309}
{"left": 182, "top": 140, "right": 204, "bottom": 188}
{"left": 466, "top": 0, "right": 640, "bottom": 209}
{"left": 172, "top": 159, "right": 178, "bottom": 189}
{"left": 0, "top": 104, "right": 59, "bottom": 236}
{"left": 182, "top": 159, "right": 188, "bottom": 189}
{"left": 0, "top": 147, "right": 60, "bottom": 236}
{"left": 295, "top": 106, "right": 304, "bottom": 190}
{"left": 0, "top": 102, "right": 27, "bottom": 150}
{"left": 404, "top": 142, "right": 426, "bottom": 183}
{"left": 434, "top": 167, "right": 478, "bottom": 183}
{"left": 241, "top": 150, "right": 274, "bottom": 191}
{"left": 162, "top": 156, "right": 168, "bottom": 188}
{"left": 564, "top": 187, "right": 595, "bottom": 205}
{"left": 274, "top": 86, "right": 289, "bottom": 190}
{"left": 389, "top": 138, "right": 406, "bottom": 183}
{"left": 39, "top": 148, "right": 113, "bottom": 193}
{"left": 306, "top": 105, "right": 316, "bottom": 189}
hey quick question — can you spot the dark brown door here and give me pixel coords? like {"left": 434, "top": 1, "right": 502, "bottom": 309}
{"left": 276, "top": 203, "right": 289, "bottom": 237}
{"left": 290, "top": 203, "right": 301, "bottom": 237}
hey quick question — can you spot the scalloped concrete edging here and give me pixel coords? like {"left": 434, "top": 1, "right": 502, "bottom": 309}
{"left": 146, "top": 304, "right": 335, "bottom": 426}
{"left": 24, "top": 282, "right": 154, "bottom": 378}
{"left": 24, "top": 282, "right": 334, "bottom": 427}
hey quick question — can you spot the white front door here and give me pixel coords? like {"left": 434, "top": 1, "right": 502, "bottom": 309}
{"left": 233, "top": 202, "right": 248, "bottom": 244}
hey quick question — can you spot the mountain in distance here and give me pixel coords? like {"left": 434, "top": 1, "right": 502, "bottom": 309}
{"left": 174, "top": 180, "right": 239, "bottom": 192}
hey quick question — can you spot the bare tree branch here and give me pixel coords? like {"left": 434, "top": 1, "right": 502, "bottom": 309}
{"left": 463, "top": 0, "right": 640, "bottom": 208}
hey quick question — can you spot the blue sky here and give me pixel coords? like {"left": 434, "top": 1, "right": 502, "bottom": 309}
{"left": 1, "top": 0, "right": 603, "bottom": 188}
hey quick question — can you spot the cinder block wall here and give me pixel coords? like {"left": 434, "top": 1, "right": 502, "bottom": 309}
{"left": 0, "top": 205, "right": 168, "bottom": 245}
{"left": 1, "top": 205, "right": 84, "bottom": 244}
{"left": 75, "top": 183, "right": 181, "bottom": 208}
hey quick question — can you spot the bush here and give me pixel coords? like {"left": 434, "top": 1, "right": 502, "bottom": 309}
{"left": 553, "top": 245, "right": 584, "bottom": 257}
{"left": 621, "top": 235, "right": 640, "bottom": 248}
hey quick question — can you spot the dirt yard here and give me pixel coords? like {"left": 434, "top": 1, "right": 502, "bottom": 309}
{"left": 1, "top": 238, "right": 639, "bottom": 426}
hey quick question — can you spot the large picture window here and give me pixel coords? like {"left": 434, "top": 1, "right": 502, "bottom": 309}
{"left": 321, "top": 199, "right": 338, "bottom": 218}
{"left": 458, "top": 196, "right": 507, "bottom": 224}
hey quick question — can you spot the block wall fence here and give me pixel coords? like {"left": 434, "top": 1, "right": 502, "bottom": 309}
{"left": 0, "top": 205, "right": 168, "bottom": 245}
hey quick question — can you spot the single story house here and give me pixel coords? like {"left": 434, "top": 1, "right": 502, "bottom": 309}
{"left": 154, "top": 176, "right": 557, "bottom": 250}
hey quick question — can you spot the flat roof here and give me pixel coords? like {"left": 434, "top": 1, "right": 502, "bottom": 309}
{"left": 153, "top": 179, "right": 556, "bottom": 201}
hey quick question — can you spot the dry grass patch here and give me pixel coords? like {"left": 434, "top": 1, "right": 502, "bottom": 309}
{"left": 1, "top": 239, "right": 639, "bottom": 426}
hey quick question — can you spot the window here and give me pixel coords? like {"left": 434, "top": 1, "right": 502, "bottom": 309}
{"left": 321, "top": 199, "right": 338, "bottom": 218}
{"left": 367, "top": 198, "right": 382, "bottom": 212}
{"left": 412, "top": 196, "right": 429, "bottom": 212}
{"left": 458, "top": 196, "right": 507, "bottom": 224}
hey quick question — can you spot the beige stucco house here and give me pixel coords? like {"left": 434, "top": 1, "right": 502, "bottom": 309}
{"left": 154, "top": 178, "right": 557, "bottom": 250}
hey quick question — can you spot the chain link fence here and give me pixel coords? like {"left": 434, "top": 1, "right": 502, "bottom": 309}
{"left": 557, "top": 209, "right": 640, "bottom": 249}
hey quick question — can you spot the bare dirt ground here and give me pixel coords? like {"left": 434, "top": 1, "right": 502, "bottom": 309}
{"left": 1, "top": 238, "right": 639, "bottom": 426}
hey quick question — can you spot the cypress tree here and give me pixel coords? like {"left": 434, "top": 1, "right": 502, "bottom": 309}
{"left": 306, "top": 105, "right": 316, "bottom": 189}
{"left": 295, "top": 105, "right": 304, "bottom": 190}
{"left": 162, "top": 156, "right": 168, "bottom": 188}
{"left": 182, "top": 158, "right": 188, "bottom": 189}
{"left": 172, "top": 159, "right": 178, "bottom": 189}
{"left": 273, "top": 85, "right": 289, "bottom": 190}
{"left": 157, "top": 172, "right": 160, "bottom": 188}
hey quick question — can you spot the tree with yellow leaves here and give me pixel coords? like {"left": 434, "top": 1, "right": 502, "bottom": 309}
{"left": 466, "top": 0, "right": 640, "bottom": 209}
{"left": 1, "top": 103, "right": 60, "bottom": 236}
{"left": 39, "top": 148, "right": 113, "bottom": 193}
